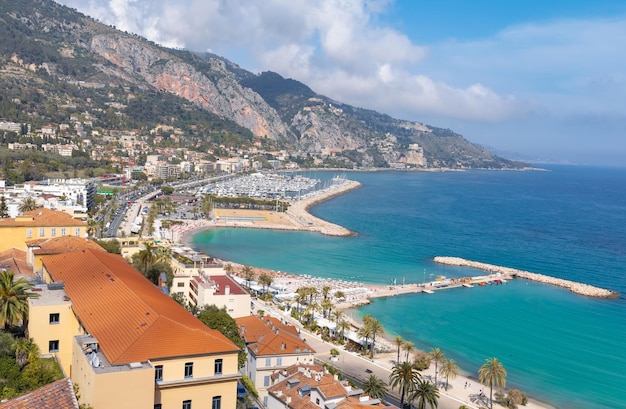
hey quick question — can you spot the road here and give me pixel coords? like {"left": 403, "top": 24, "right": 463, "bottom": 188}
{"left": 252, "top": 299, "right": 479, "bottom": 409}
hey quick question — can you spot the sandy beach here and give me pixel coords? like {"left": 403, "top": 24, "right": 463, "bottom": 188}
{"left": 175, "top": 180, "right": 554, "bottom": 409}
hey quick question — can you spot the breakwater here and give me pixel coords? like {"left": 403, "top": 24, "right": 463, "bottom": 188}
{"left": 434, "top": 256, "right": 619, "bottom": 298}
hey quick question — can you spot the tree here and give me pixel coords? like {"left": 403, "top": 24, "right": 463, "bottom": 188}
{"left": 18, "top": 197, "right": 39, "bottom": 213}
{"left": 135, "top": 242, "right": 156, "bottom": 275}
{"left": 0, "top": 270, "right": 39, "bottom": 330}
{"left": 94, "top": 239, "right": 121, "bottom": 254}
{"left": 409, "top": 379, "right": 439, "bottom": 409}
{"left": 393, "top": 335, "right": 404, "bottom": 363}
{"left": 258, "top": 273, "right": 273, "bottom": 294}
{"left": 440, "top": 359, "right": 459, "bottom": 391}
{"left": 201, "top": 195, "right": 213, "bottom": 218}
{"left": 337, "top": 319, "right": 350, "bottom": 342}
{"left": 478, "top": 357, "right": 507, "bottom": 409}
{"left": 402, "top": 341, "right": 415, "bottom": 362}
{"left": 13, "top": 337, "right": 39, "bottom": 369}
{"left": 241, "top": 266, "right": 255, "bottom": 288}
{"left": 429, "top": 347, "right": 445, "bottom": 386}
{"left": 0, "top": 196, "right": 9, "bottom": 218}
{"left": 197, "top": 305, "right": 247, "bottom": 368}
{"left": 362, "top": 374, "right": 388, "bottom": 402}
{"left": 413, "top": 350, "right": 432, "bottom": 371}
{"left": 368, "top": 317, "right": 385, "bottom": 359}
{"left": 389, "top": 361, "right": 421, "bottom": 408}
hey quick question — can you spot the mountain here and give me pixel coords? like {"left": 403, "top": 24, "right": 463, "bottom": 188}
{"left": 0, "top": 0, "right": 527, "bottom": 170}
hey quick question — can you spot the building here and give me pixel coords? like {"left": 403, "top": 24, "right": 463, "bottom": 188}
{"left": 170, "top": 247, "right": 251, "bottom": 318}
{"left": 0, "top": 377, "right": 79, "bottom": 409}
{"left": 236, "top": 315, "right": 315, "bottom": 405}
{"left": 266, "top": 364, "right": 392, "bottom": 409}
{"left": 0, "top": 209, "right": 86, "bottom": 251}
{"left": 25, "top": 235, "right": 106, "bottom": 275}
{"left": 28, "top": 249, "right": 241, "bottom": 409}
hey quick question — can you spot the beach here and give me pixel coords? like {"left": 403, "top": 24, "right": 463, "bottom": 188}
{"left": 178, "top": 180, "right": 557, "bottom": 409}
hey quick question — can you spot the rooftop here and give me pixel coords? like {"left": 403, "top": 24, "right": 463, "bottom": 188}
{"left": 0, "top": 208, "right": 86, "bottom": 227}
{"left": 236, "top": 315, "right": 314, "bottom": 357}
{"left": 0, "top": 377, "right": 79, "bottom": 409}
{"left": 42, "top": 249, "right": 239, "bottom": 365}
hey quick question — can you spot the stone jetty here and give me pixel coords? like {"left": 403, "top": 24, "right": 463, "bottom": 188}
{"left": 434, "top": 256, "right": 619, "bottom": 298}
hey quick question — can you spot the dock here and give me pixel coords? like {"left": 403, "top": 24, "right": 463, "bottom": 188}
{"left": 433, "top": 256, "right": 619, "bottom": 298}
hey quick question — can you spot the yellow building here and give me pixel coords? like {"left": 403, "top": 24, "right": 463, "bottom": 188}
{"left": 0, "top": 208, "right": 86, "bottom": 251}
{"left": 28, "top": 248, "right": 241, "bottom": 409}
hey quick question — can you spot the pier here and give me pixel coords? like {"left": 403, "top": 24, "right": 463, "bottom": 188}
{"left": 433, "top": 256, "right": 619, "bottom": 298}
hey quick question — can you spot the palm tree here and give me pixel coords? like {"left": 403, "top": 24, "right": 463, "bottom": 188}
{"left": 478, "top": 357, "right": 507, "bottom": 409}
{"left": 389, "top": 361, "right": 421, "bottom": 408}
{"left": 242, "top": 266, "right": 255, "bottom": 288}
{"left": 330, "top": 307, "right": 343, "bottom": 323}
{"left": 393, "top": 335, "right": 404, "bottom": 363}
{"left": 18, "top": 197, "right": 40, "bottom": 213}
{"left": 337, "top": 319, "right": 350, "bottom": 342}
{"left": 258, "top": 272, "right": 273, "bottom": 294}
{"left": 320, "top": 298, "right": 333, "bottom": 319}
{"left": 137, "top": 243, "right": 156, "bottom": 275}
{"left": 409, "top": 379, "right": 439, "bottom": 409}
{"left": 402, "top": 341, "right": 415, "bottom": 362}
{"left": 154, "top": 246, "right": 172, "bottom": 264}
{"left": 362, "top": 374, "right": 388, "bottom": 402}
{"left": 321, "top": 285, "right": 331, "bottom": 300}
{"left": 333, "top": 290, "right": 345, "bottom": 300}
{"left": 13, "top": 337, "right": 39, "bottom": 369}
{"left": 368, "top": 317, "right": 385, "bottom": 359}
{"left": 0, "top": 270, "right": 39, "bottom": 330}
{"left": 429, "top": 347, "right": 445, "bottom": 386}
{"left": 440, "top": 359, "right": 459, "bottom": 391}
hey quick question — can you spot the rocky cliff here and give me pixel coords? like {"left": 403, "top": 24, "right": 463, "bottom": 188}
{"left": 0, "top": 0, "right": 527, "bottom": 170}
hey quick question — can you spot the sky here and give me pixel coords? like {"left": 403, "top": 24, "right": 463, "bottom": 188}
{"left": 55, "top": 0, "right": 626, "bottom": 166}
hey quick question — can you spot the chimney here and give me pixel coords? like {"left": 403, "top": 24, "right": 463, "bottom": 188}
{"left": 225, "top": 285, "right": 230, "bottom": 295}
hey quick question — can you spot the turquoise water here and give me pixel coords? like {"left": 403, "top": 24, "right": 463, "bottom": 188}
{"left": 191, "top": 166, "right": 626, "bottom": 409}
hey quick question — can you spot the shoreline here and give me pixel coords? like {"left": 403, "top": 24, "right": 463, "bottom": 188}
{"left": 175, "top": 178, "right": 558, "bottom": 409}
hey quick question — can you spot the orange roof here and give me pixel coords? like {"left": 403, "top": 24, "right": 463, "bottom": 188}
{"left": 0, "top": 248, "right": 33, "bottom": 278}
{"left": 42, "top": 249, "right": 239, "bottom": 365}
{"left": 0, "top": 208, "right": 85, "bottom": 227}
{"left": 0, "top": 377, "right": 78, "bottom": 409}
{"left": 236, "top": 315, "right": 314, "bottom": 357}
{"left": 268, "top": 366, "right": 347, "bottom": 409}
{"left": 28, "top": 236, "right": 105, "bottom": 256}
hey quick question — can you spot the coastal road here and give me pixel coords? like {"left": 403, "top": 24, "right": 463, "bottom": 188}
{"left": 252, "top": 300, "right": 479, "bottom": 409}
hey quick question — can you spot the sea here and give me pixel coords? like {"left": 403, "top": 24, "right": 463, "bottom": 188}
{"left": 190, "top": 165, "right": 626, "bottom": 409}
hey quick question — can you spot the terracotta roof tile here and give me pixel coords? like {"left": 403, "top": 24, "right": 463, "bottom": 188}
{"left": 0, "top": 377, "right": 78, "bottom": 409}
{"left": 268, "top": 367, "right": 347, "bottom": 409}
{"left": 42, "top": 249, "right": 239, "bottom": 365}
{"left": 0, "top": 208, "right": 85, "bottom": 227}
{"left": 209, "top": 275, "right": 247, "bottom": 295}
{"left": 0, "top": 248, "right": 33, "bottom": 278}
{"left": 236, "top": 315, "right": 313, "bottom": 357}
{"left": 29, "top": 236, "right": 105, "bottom": 255}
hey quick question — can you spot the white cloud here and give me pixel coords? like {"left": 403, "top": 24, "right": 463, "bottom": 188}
{"left": 54, "top": 0, "right": 626, "bottom": 162}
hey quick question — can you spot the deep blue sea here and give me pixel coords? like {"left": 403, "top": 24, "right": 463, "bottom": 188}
{"left": 191, "top": 165, "right": 626, "bottom": 409}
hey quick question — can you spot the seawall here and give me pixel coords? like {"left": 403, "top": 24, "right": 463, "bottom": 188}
{"left": 434, "top": 256, "right": 619, "bottom": 298}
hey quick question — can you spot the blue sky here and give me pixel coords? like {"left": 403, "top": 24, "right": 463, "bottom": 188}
{"left": 56, "top": 0, "right": 626, "bottom": 166}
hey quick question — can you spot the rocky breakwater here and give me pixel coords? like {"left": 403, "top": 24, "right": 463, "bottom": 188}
{"left": 434, "top": 256, "right": 619, "bottom": 298}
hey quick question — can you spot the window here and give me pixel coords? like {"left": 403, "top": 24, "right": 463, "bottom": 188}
{"left": 61, "top": 227, "right": 66, "bottom": 236}
{"left": 277, "top": 357, "right": 282, "bottom": 366}
{"left": 265, "top": 357, "right": 271, "bottom": 367}
{"left": 182, "top": 400, "right": 192, "bottom": 409}
{"left": 49, "top": 340, "right": 59, "bottom": 352}
{"left": 39, "top": 227, "right": 45, "bottom": 237}
{"left": 211, "top": 396, "right": 221, "bottom": 409}
{"left": 184, "top": 362, "right": 193, "bottom": 378}
{"left": 214, "top": 359, "right": 222, "bottom": 375}
{"left": 177, "top": 282, "right": 185, "bottom": 287}
{"left": 154, "top": 405, "right": 162, "bottom": 409}
{"left": 155, "top": 365, "right": 163, "bottom": 381}
{"left": 264, "top": 376, "right": 270, "bottom": 387}
{"left": 75, "top": 228, "right": 80, "bottom": 237}
{"left": 26, "top": 229, "right": 32, "bottom": 238}
{"left": 49, "top": 313, "right": 60, "bottom": 324}
{"left": 51, "top": 227, "right": 57, "bottom": 237}
{"left": 316, "top": 398, "right": 320, "bottom": 405}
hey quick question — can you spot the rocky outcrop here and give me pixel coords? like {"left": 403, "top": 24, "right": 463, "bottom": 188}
{"left": 434, "top": 256, "right": 619, "bottom": 298}
{"left": 89, "top": 34, "right": 289, "bottom": 140}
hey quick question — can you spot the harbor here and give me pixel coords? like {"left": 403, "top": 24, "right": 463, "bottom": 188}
{"left": 433, "top": 256, "right": 619, "bottom": 298}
